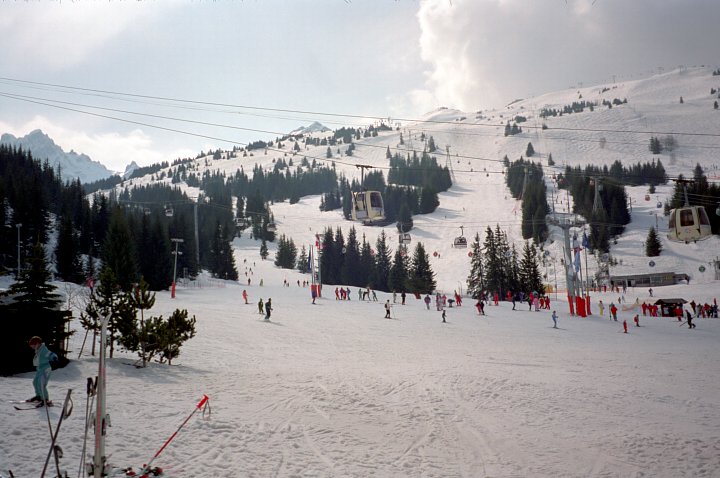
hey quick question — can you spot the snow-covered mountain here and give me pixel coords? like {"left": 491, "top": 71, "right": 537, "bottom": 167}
{"left": 123, "top": 161, "right": 140, "bottom": 179}
{"left": 0, "top": 129, "right": 115, "bottom": 184}
{"left": 110, "top": 66, "right": 720, "bottom": 291}
{"left": 289, "top": 121, "right": 330, "bottom": 136}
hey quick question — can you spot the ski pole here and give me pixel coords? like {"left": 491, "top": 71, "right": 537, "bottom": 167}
{"left": 41, "top": 389, "right": 73, "bottom": 478}
{"left": 140, "top": 395, "right": 210, "bottom": 474}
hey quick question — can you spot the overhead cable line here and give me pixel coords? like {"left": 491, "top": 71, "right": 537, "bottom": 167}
{"left": 2, "top": 76, "right": 720, "bottom": 138}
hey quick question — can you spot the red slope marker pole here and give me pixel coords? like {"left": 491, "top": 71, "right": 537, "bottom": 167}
{"left": 140, "top": 395, "right": 210, "bottom": 474}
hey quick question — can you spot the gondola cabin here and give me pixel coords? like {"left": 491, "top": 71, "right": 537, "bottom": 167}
{"left": 453, "top": 236, "right": 468, "bottom": 248}
{"left": 267, "top": 222, "right": 277, "bottom": 233}
{"left": 164, "top": 205, "right": 174, "bottom": 217}
{"left": 667, "top": 206, "right": 712, "bottom": 243}
{"left": 351, "top": 191, "right": 385, "bottom": 223}
{"left": 399, "top": 233, "right": 411, "bottom": 245}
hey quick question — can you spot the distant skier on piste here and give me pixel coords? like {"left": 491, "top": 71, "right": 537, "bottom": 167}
{"left": 264, "top": 298, "right": 273, "bottom": 320}
{"left": 385, "top": 300, "right": 391, "bottom": 318}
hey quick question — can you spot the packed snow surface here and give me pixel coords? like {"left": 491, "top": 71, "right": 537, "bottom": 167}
{"left": 2, "top": 268, "right": 720, "bottom": 477}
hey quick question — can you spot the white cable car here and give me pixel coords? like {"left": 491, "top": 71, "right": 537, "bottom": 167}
{"left": 351, "top": 190, "right": 385, "bottom": 224}
{"left": 164, "top": 205, "right": 174, "bottom": 217}
{"left": 667, "top": 183, "right": 712, "bottom": 243}
{"left": 667, "top": 206, "right": 711, "bottom": 243}
{"left": 453, "top": 226, "right": 467, "bottom": 248}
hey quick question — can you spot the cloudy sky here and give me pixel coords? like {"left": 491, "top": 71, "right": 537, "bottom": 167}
{"left": 0, "top": 0, "right": 717, "bottom": 172}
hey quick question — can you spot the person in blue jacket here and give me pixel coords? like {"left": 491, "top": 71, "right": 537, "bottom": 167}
{"left": 551, "top": 310, "right": 558, "bottom": 329}
{"left": 29, "top": 336, "right": 56, "bottom": 405}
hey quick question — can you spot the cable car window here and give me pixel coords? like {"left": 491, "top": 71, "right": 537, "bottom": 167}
{"left": 699, "top": 208, "right": 711, "bottom": 225}
{"left": 668, "top": 213, "right": 676, "bottom": 229}
{"left": 370, "top": 193, "right": 382, "bottom": 208}
{"left": 680, "top": 209, "right": 694, "bottom": 226}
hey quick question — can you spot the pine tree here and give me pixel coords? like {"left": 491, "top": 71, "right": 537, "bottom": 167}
{"left": 122, "top": 278, "right": 156, "bottom": 367}
{"left": 466, "top": 233, "right": 485, "bottom": 299}
{"left": 519, "top": 241, "right": 544, "bottom": 295}
{"left": 397, "top": 203, "right": 414, "bottom": 232}
{"left": 388, "top": 245, "right": 410, "bottom": 293}
{"left": 0, "top": 241, "right": 70, "bottom": 374}
{"left": 408, "top": 242, "right": 436, "bottom": 294}
{"left": 209, "top": 220, "right": 238, "bottom": 280}
{"left": 102, "top": 207, "right": 138, "bottom": 291}
{"left": 526, "top": 142, "right": 535, "bottom": 157}
{"left": 373, "top": 231, "right": 392, "bottom": 291}
{"left": 296, "top": 245, "right": 309, "bottom": 273}
{"left": 340, "top": 226, "right": 362, "bottom": 286}
{"left": 320, "top": 228, "right": 337, "bottom": 284}
{"left": 419, "top": 186, "right": 439, "bottom": 214}
{"left": 359, "top": 234, "right": 376, "bottom": 287}
{"left": 6, "top": 241, "right": 62, "bottom": 310}
{"left": 645, "top": 227, "right": 662, "bottom": 257}
{"left": 55, "top": 214, "right": 84, "bottom": 284}
{"left": 274, "top": 234, "right": 297, "bottom": 269}
{"left": 260, "top": 238, "right": 269, "bottom": 260}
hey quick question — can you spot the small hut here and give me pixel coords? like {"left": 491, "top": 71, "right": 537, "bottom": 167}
{"left": 654, "top": 298, "right": 687, "bottom": 317}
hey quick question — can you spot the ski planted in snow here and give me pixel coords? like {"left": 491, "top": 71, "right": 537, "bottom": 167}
{"left": 13, "top": 401, "right": 53, "bottom": 410}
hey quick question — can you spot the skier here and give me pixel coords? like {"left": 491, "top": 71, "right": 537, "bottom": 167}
{"left": 634, "top": 314, "right": 640, "bottom": 327}
{"left": 623, "top": 319, "right": 628, "bottom": 334}
{"left": 551, "top": 310, "right": 558, "bottom": 328}
{"left": 442, "top": 309, "right": 447, "bottom": 323}
{"left": 311, "top": 287, "right": 317, "bottom": 304}
{"left": 28, "top": 336, "right": 56, "bottom": 406}
{"left": 476, "top": 299, "right": 485, "bottom": 315}
{"left": 598, "top": 300, "right": 605, "bottom": 316}
{"left": 424, "top": 294, "right": 431, "bottom": 310}
{"left": 258, "top": 298, "right": 264, "bottom": 315}
{"left": 384, "top": 300, "right": 391, "bottom": 319}
{"left": 686, "top": 310, "right": 696, "bottom": 329}
{"left": 264, "top": 298, "right": 273, "bottom": 321}
{"left": 242, "top": 289, "right": 248, "bottom": 305}
{"left": 401, "top": 291, "right": 406, "bottom": 305}
{"left": 610, "top": 302, "right": 618, "bottom": 321}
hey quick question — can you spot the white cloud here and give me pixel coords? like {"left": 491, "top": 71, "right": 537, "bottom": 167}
{"left": 411, "top": 0, "right": 720, "bottom": 113}
{"left": 0, "top": 3, "right": 166, "bottom": 71}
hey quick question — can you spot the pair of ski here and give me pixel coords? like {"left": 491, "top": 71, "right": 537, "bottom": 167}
{"left": 9, "top": 399, "right": 53, "bottom": 411}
